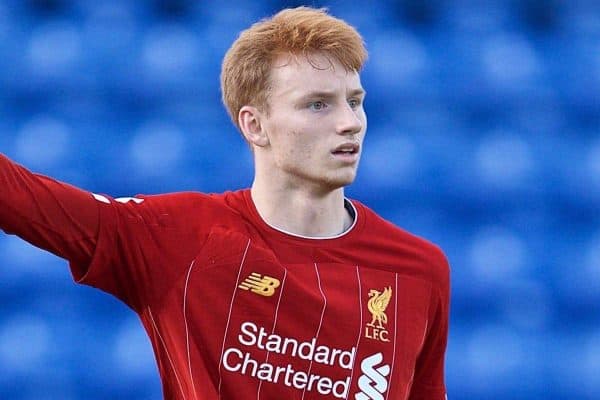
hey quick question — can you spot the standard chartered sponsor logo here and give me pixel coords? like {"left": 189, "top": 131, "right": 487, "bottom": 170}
{"left": 222, "top": 321, "right": 355, "bottom": 398}
{"left": 354, "top": 352, "right": 390, "bottom": 400}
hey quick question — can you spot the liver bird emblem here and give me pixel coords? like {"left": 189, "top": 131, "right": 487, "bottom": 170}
{"left": 367, "top": 287, "right": 392, "bottom": 329}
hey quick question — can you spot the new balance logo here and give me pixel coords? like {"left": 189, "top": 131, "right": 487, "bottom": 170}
{"left": 238, "top": 273, "right": 280, "bottom": 297}
{"left": 355, "top": 352, "right": 390, "bottom": 400}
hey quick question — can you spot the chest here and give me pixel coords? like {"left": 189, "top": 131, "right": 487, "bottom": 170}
{"left": 168, "top": 230, "right": 433, "bottom": 399}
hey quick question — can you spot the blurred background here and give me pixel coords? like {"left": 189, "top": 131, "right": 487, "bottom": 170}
{"left": 0, "top": 0, "right": 599, "bottom": 399}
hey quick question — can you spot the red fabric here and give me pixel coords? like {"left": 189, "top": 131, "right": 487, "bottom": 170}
{"left": 0, "top": 153, "right": 450, "bottom": 400}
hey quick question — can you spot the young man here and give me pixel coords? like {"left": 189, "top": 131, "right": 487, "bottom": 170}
{"left": 0, "top": 7, "right": 449, "bottom": 400}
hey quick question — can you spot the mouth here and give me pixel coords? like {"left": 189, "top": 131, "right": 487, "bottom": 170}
{"left": 331, "top": 143, "right": 360, "bottom": 162}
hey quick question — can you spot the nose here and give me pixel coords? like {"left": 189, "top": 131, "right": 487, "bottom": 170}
{"left": 336, "top": 103, "right": 363, "bottom": 136}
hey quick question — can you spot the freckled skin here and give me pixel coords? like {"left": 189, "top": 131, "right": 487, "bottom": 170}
{"left": 241, "top": 52, "right": 368, "bottom": 236}
{"left": 260, "top": 53, "right": 367, "bottom": 193}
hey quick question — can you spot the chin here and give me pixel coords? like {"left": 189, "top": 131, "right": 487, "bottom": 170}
{"left": 323, "top": 173, "right": 356, "bottom": 189}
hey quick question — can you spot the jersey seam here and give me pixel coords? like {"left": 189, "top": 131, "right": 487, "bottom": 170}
{"left": 142, "top": 227, "right": 212, "bottom": 313}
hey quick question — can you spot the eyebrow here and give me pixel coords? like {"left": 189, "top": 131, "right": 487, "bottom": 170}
{"left": 298, "top": 88, "right": 366, "bottom": 101}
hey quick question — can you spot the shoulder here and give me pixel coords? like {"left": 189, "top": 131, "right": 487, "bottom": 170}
{"left": 125, "top": 189, "right": 248, "bottom": 228}
{"left": 352, "top": 200, "right": 450, "bottom": 290}
{"left": 138, "top": 190, "right": 236, "bottom": 210}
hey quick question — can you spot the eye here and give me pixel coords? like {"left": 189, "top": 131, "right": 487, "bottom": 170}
{"left": 309, "top": 101, "right": 327, "bottom": 111}
{"left": 348, "top": 98, "right": 361, "bottom": 109}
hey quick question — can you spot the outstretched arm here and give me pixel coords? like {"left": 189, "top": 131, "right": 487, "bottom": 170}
{"left": 0, "top": 153, "right": 100, "bottom": 271}
{"left": 0, "top": 152, "right": 209, "bottom": 310}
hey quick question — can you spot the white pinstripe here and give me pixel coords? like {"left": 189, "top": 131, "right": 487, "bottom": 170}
{"left": 300, "top": 262, "right": 328, "bottom": 400}
{"left": 148, "top": 308, "right": 186, "bottom": 399}
{"left": 406, "top": 293, "right": 431, "bottom": 399}
{"left": 385, "top": 273, "right": 399, "bottom": 400}
{"left": 182, "top": 259, "right": 198, "bottom": 399}
{"left": 420, "top": 319, "right": 429, "bottom": 350}
{"left": 256, "top": 268, "right": 288, "bottom": 399}
{"left": 345, "top": 265, "right": 363, "bottom": 400}
{"left": 217, "top": 238, "right": 252, "bottom": 399}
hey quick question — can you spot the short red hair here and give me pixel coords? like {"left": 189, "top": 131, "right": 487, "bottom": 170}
{"left": 220, "top": 6, "right": 368, "bottom": 131}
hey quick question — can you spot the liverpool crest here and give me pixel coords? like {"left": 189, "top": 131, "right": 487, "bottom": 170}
{"left": 365, "top": 287, "right": 392, "bottom": 342}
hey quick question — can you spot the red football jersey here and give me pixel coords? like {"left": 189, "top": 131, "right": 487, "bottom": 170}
{"left": 0, "top": 154, "right": 450, "bottom": 400}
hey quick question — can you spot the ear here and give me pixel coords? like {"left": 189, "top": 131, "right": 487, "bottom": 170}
{"left": 238, "top": 106, "right": 269, "bottom": 148}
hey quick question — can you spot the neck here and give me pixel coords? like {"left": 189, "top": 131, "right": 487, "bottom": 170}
{"left": 250, "top": 179, "right": 353, "bottom": 238}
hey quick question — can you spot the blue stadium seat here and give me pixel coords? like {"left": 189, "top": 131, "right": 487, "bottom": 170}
{"left": 1, "top": 1, "right": 599, "bottom": 399}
